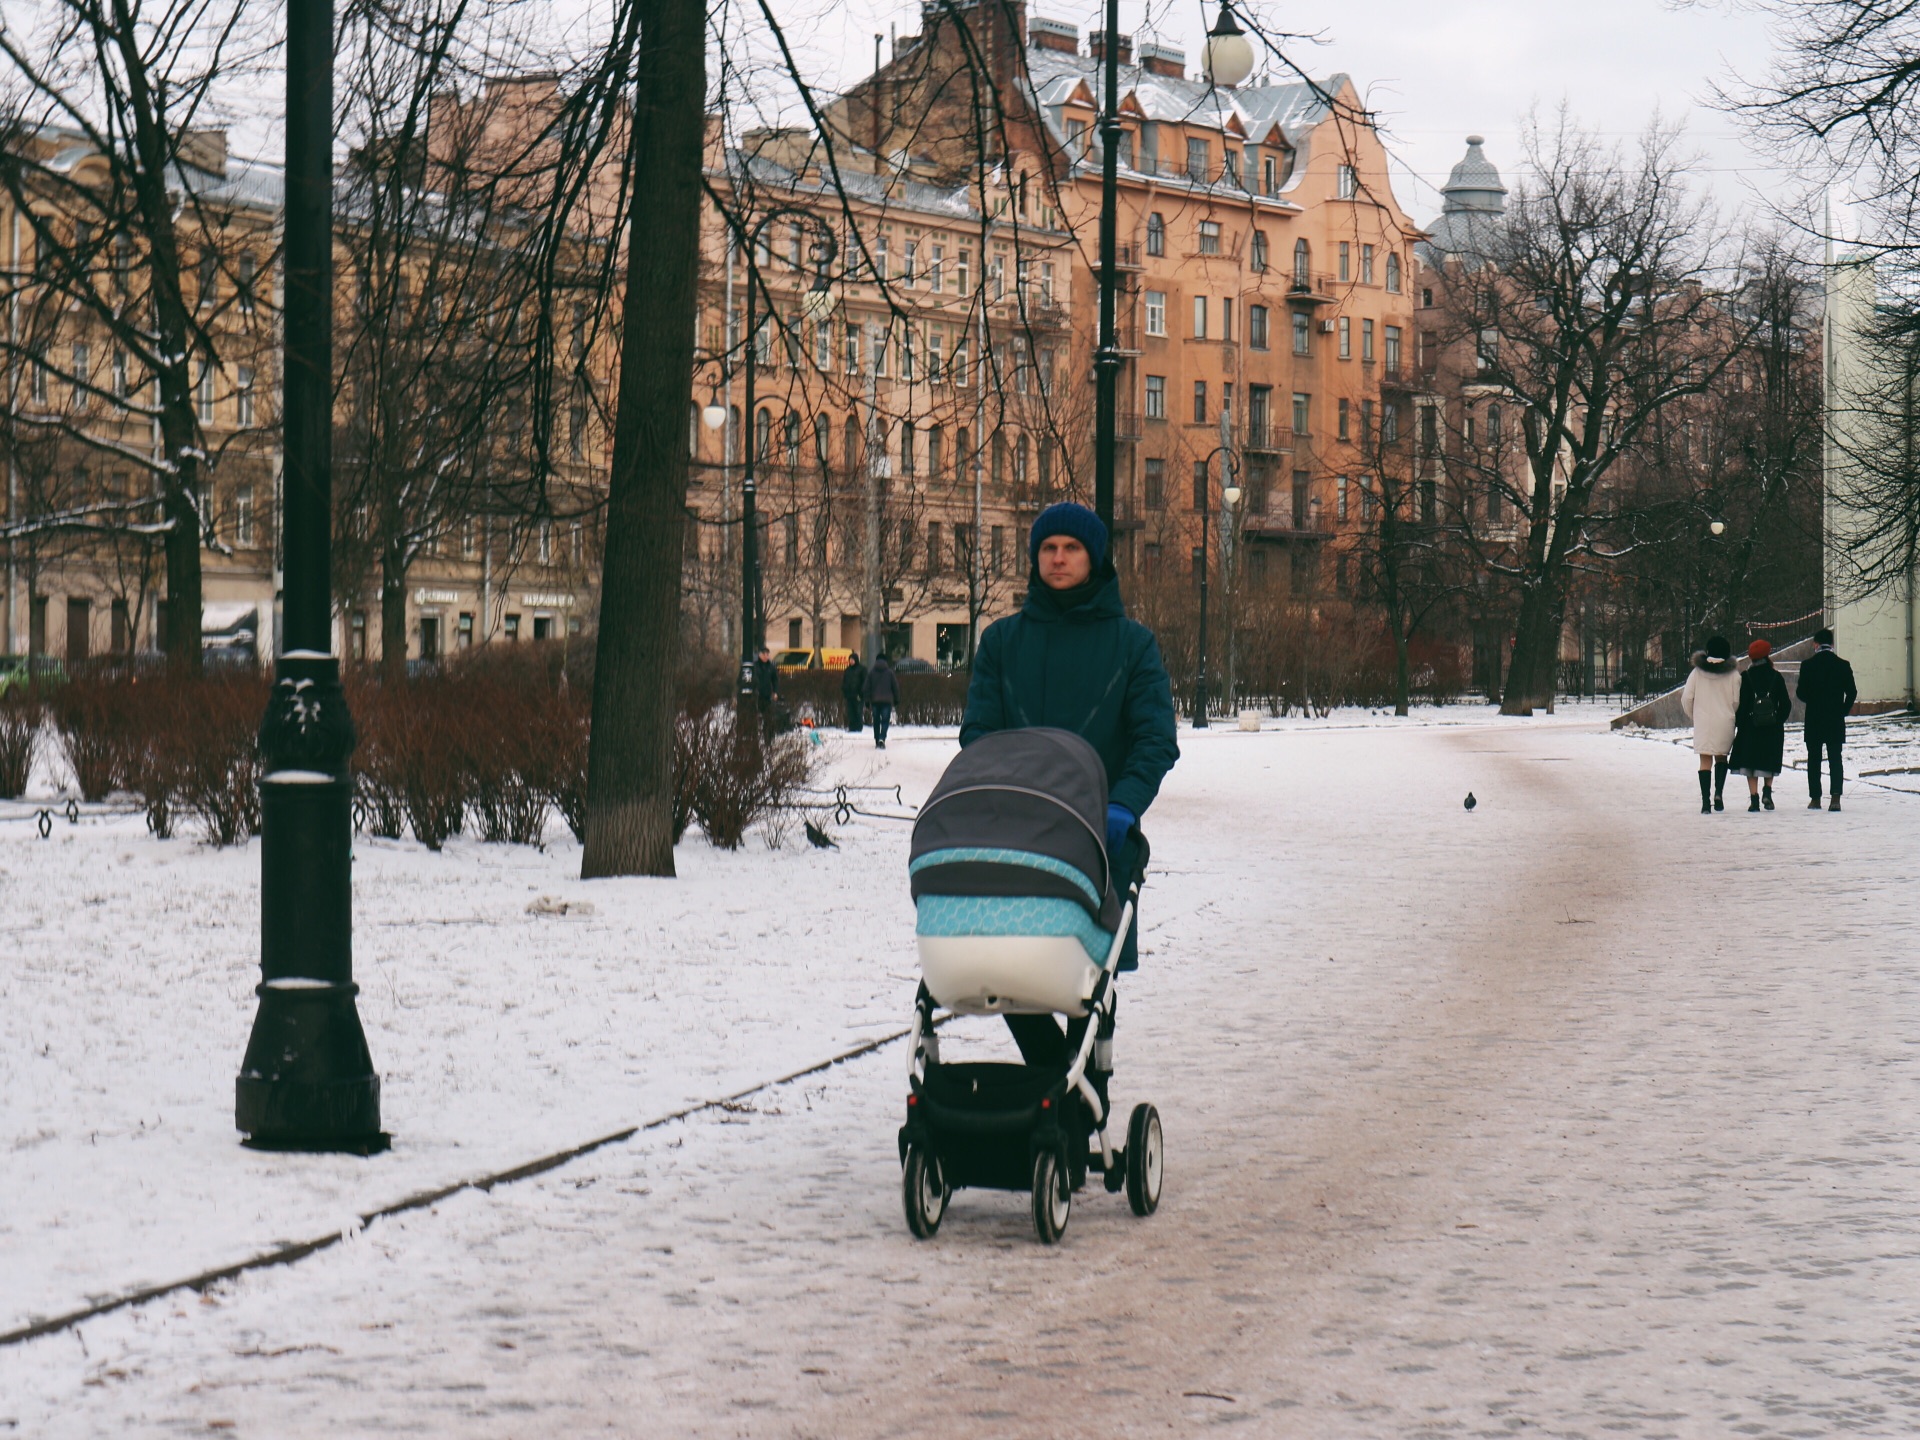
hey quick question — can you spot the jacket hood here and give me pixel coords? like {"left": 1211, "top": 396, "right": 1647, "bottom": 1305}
{"left": 1692, "top": 651, "right": 1737, "bottom": 675}
{"left": 1022, "top": 562, "right": 1126, "bottom": 624}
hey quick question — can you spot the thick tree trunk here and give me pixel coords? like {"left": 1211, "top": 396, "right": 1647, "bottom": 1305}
{"left": 161, "top": 479, "right": 203, "bottom": 675}
{"left": 1392, "top": 619, "right": 1411, "bottom": 717}
{"left": 1502, "top": 579, "right": 1565, "bottom": 715}
{"left": 580, "top": 0, "right": 706, "bottom": 879}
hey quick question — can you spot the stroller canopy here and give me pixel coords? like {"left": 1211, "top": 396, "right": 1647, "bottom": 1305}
{"left": 909, "top": 728, "right": 1119, "bottom": 930}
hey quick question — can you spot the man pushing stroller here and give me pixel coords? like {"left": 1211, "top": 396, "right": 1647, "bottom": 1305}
{"left": 960, "top": 503, "right": 1180, "bottom": 1067}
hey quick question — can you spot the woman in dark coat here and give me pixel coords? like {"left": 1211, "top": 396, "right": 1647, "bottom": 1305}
{"left": 1729, "top": 639, "right": 1791, "bottom": 812}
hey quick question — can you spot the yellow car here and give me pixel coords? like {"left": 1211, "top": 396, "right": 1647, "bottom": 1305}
{"left": 772, "top": 647, "right": 855, "bottom": 676}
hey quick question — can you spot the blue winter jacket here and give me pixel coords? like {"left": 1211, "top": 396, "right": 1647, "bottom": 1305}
{"left": 959, "top": 566, "right": 1179, "bottom": 819}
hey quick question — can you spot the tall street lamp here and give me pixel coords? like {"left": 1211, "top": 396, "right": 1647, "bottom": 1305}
{"left": 736, "top": 207, "right": 837, "bottom": 711}
{"left": 1193, "top": 441, "right": 1241, "bottom": 729}
{"left": 236, "top": 0, "right": 384, "bottom": 1152}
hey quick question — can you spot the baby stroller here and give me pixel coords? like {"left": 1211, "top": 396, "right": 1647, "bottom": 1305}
{"left": 898, "top": 727, "right": 1163, "bottom": 1244}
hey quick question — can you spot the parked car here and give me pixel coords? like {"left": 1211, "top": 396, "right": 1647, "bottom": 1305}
{"left": 0, "top": 655, "right": 69, "bottom": 697}
{"left": 772, "top": 647, "right": 855, "bottom": 676}
{"left": 891, "top": 656, "right": 937, "bottom": 675}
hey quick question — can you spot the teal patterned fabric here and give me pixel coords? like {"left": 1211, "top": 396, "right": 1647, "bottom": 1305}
{"left": 908, "top": 847, "right": 1103, "bottom": 911}
{"left": 915, "top": 894, "right": 1113, "bottom": 966}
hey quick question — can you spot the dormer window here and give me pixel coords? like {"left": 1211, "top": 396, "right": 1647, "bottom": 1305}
{"left": 1186, "top": 137, "right": 1209, "bottom": 183}
{"left": 1223, "top": 148, "right": 1240, "bottom": 186}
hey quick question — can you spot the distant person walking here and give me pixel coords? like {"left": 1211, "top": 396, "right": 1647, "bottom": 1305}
{"left": 841, "top": 653, "right": 867, "bottom": 733}
{"left": 1681, "top": 636, "right": 1741, "bottom": 813}
{"left": 1730, "top": 639, "right": 1791, "bottom": 811}
{"left": 865, "top": 653, "right": 900, "bottom": 749}
{"left": 753, "top": 645, "right": 779, "bottom": 737}
{"left": 1796, "top": 626, "right": 1858, "bottom": 811}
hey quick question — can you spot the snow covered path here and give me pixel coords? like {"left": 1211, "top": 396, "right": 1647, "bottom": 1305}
{"left": 9, "top": 715, "right": 1920, "bottom": 1437}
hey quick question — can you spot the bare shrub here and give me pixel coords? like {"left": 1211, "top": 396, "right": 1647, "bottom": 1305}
{"left": 683, "top": 709, "right": 814, "bottom": 850}
{"left": 0, "top": 693, "right": 41, "bottom": 798}
{"left": 173, "top": 674, "right": 269, "bottom": 846}
{"left": 48, "top": 676, "right": 143, "bottom": 799}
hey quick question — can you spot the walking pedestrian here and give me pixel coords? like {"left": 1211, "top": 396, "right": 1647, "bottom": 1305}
{"left": 753, "top": 646, "right": 779, "bottom": 737}
{"left": 865, "top": 652, "right": 900, "bottom": 749}
{"left": 1796, "top": 626, "right": 1858, "bottom": 811}
{"left": 1729, "top": 639, "right": 1791, "bottom": 812}
{"left": 960, "top": 500, "right": 1179, "bottom": 1069}
{"left": 1680, "top": 636, "right": 1741, "bottom": 813}
{"left": 841, "top": 653, "right": 867, "bottom": 733}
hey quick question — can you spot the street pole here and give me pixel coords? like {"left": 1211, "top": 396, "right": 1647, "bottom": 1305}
{"left": 1092, "top": 0, "right": 1121, "bottom": 533}
{"left": 863, "top": 362, "right": 882, "bottom": 663}
{"left": 738, "top": 238, "right": 761, "bottom": 712}
{"left": 1195, "top": 462, "right": 1210, "bottom": 729}
{"left": 237, "top": 0, "right": 384, "bottom": 1152}
{"left": 1218, "top": 403, "right": 1234, "bottom": 715}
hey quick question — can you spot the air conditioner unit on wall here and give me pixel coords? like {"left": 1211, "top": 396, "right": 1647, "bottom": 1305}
{"left": 1318, "top": 319, "right": 1336, "bottom": 332}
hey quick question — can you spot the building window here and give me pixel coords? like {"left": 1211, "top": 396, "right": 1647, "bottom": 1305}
{"left": 1337, "top": 315, "right": 1351, "bottom": 358}
{"left": 1421, "top": 285, "right": 1434, "bottom": 308}
{"left": 754, "top": 405, "right": 772, "bottom": 461}
{"left": 1190, "top": 461, "right": 1207, "bottom": 511}
{"left": 235, "top": 366, "right": 254, "bottom": 427}
{"left": 1145, "top": 290, "right": 1166, "bottom": 336}
{"left": 1338, "top": 398, "right": 1351, "bottom": 440}
{"left": 235, "top": 484, "right": 255, "bottom": 546}
{"left": 1337, "top": 474, "right": 1349, "bottom": 520}
{"left": 1144, "top": 457, "right": 1165, "bottom": 508}
{"left": 1291, "top": 392, "right": 1310, "bottom": 435}
{"left": 1250, "top": 231, "right": 1268, "bottom": 272}
{"left": 1145, "top": 374, "right": 1166, "bottom": 419}
{"left": 1192, "top": 381, "right": 1207, "bottom": 424}
{"left": 1383, "top": 402, "right": 1400, "bottom": 443}
{"left": 113, "top": 349, "right": 130, "bottom": 398}
{"left": 1337, "top": 164, "right": 1357, "bottom": 199}
{"left": 1249, "top": 304, "right": 1269, "bottom": 350}
{"left": 901, "top": 420, "right": 916, "bottom": 475}
{"left": 991, "top": 525, "right": 1006, "bottom": 574}
{"left": 1292, "top": 311, "right": 1310, "bottom": 355}
{"left": 1339, "top": 241, "right": 1351, "bottom": 282}
{"left": 929, "top": 425, "right": 945, "bottom": 476}
{"left": 1186, "top": 137, "right": 1209, "bottom": 182}
{"left": 1384, "top": 325, "right": 1402, "bottom": 371}
{"left": 1192, "top": 295, "right": 1208, "bottom": 339}
{"left": 1386, "top": 251, "right": 1403, "bottom": 293}
{"left": 1293, "top": 238, "right": 1311, "bottom": 287}
{"left": 1362, "top": 318, "right": 1376, "bottom": 362}
{"left": 1223, "top": 147, "right": 1240, "bottom": 185}
{"left": 70, "top": 344, "right": 89, "bottom": 410}
{"left": 1198, "top": 220, "right": 1221, "bottom": 255}
{"left": 1146, "top": 212, "right": 1165, "bottom": 256}
{"left": 237, "top": 252, "right": 256, "bottom": 313}
{"left": 784, "top": 411, "right": 802, "bottom": 469}
{"left": 1362, "top": 244, "right": 1376, "bottom": 284}
{"left": 196, "top": 360, "right": 215, "bottom": 423}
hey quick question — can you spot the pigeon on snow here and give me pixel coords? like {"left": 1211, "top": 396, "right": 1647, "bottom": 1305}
{"left": 1463, "top": 792, "right": 1477, "bottom": 811}
{"left": 805, "top": 819, "right": 839, "bottom": 849}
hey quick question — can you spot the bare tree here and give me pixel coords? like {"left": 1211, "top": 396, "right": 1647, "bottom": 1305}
{"left": 1431, "top": 114, "right": 1751, "bottom": 714}
{"left": 0, "top": 0, "right": 278, "bottom": 669}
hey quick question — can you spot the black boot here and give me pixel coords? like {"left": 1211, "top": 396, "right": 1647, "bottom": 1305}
{"left": 1713, "top": 759, "right": 1728, "bottom": 811}
{"left": 1748, "top": 793, "right": 1761, "bottom": 812}
{"left": 1698, "top": 770, "right": 1712, "bottom": 814}
{"left": 1762, "top": 784, "right": 1775, "bottom": 811}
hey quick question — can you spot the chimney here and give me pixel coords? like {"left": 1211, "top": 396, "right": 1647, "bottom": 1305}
{"left": 1087, "top": 29, "right": 1132, "bottom": 64}
{"left": 1138, "top": 41, "right": 1185, "bottom": 79}
{"left": 178, "top": 128, "right": 228, "bottom": 178}
{"left": 1029, "top": 16, "right": 1080, "bottom": 54}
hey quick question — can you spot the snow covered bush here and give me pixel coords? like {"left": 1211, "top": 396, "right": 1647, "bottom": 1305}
{"left": 0, "top": 691, "right": 41, "bottom": 798}
{"left": 48, "top": 674, "right": 143, "bottom": 800}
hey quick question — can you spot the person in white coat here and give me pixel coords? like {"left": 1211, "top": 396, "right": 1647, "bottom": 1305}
{"left": 1680, "top": 635, "right": 1741, "bottom": 813}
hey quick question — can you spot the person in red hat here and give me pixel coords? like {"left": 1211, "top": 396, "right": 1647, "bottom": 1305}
{"left": 1728, "top": 639, "right": 1792, "bottom": 811}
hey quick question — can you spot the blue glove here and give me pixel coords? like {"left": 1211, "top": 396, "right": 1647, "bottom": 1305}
{"left": 1104, "top": 803, "right": 1136, "bottom": 855}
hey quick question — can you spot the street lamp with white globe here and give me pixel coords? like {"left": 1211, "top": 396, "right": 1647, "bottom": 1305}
{"left": 1202, "top": 2, "right": 1256, "bottom": 89}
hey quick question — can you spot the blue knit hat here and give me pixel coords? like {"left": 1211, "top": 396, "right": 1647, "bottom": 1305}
{"left": 1028, "top": 502, "right": 1108, "bottom": 569}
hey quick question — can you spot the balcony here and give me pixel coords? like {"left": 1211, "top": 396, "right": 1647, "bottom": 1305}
{"left": 1113, "top": 408, "right": 1143, "bottom": 441}
{"left": 1114, "top": 242, "right": 1146, "bottom": 271}
{"left": 1242, "top": 512, "right": 1333, "bottom": 541}
{"left": 1284, "top": 273, "right": 1337, "bottom": 307}
{"left": 1242, "top": 422, "right": 1286, "bottom": 454}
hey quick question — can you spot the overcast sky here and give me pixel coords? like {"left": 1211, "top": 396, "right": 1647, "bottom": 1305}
{"left": 798, "top": 0, "right": 1791, "bottom": 224}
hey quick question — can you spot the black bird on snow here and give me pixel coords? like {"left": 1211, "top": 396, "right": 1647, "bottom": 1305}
{"left": 1463, "top": 792, "right": 1477, "bottom": 811}
{"left": 805, "top": 819, "right": 839, "bottom": 849}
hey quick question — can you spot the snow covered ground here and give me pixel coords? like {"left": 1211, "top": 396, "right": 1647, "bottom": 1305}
{"left": 7, "top": 706, "right": 1920, "bottom": 1436}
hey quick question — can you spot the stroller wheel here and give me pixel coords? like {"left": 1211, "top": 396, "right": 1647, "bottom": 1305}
{"left": 1031, "top": 1148, "right": 1071, "bottom": 1244}
{"left": 902, "top": 1144, "right": 948, "bottom": 1239}
{"left": 1125, "top": 1104, "right": 1163, "bottom": 1217}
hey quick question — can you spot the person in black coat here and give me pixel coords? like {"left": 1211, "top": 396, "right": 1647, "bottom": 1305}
{"left": 1728, "top": 639, "right": 1791, "bottom": 811}
{"left": 1796, "top": 626, "right": 1859, "bottom": 811}
{"left": 752, "top": 646, "right": 780, "bottom": 736}
{"left": 864, "top": 654, "right": 900, "bottom": 748}
{"left": 840, "top": 654, "right": 867, "bottom": 733}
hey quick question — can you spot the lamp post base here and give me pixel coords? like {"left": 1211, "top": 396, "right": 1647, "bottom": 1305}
{"left": 236, "top": 980, "right": 385, "bottom": 1152}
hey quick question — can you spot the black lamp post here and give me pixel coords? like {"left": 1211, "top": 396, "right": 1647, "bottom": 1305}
{"left": 736, "top": 208, "right": 838, "bottom": 711}
{"left": 236, "top": 0, "right": 384, "bottom": 1152}
{"left": 1092, "top": 0, "right": 1123, "bottom": 533}
{"left": 1192, "top": 443, "right": 1241, "bottom": 728}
